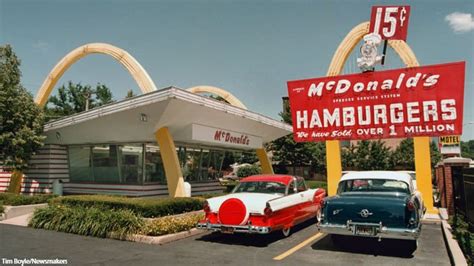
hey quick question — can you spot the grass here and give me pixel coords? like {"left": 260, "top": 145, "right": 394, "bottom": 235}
{"left": 29, "top": 205, "right": 144, "bottom": 240}
{"left": 306, "top": 180, "right": 328, "bottom": 191}
{"left": 0, "top": 193, "right": 56, "bottom": 206}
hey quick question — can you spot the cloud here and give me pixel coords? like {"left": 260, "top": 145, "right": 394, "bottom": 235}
{"left": 445, "top": 12, "right": 474, "bottom": 33}
{"left": 32, "top": 40, "right": 50, "bottom": 52}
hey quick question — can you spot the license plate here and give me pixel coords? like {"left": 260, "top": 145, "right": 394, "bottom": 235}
{"left": 221, "top": 226, "right": 235, "bottom": 234}
{"left": 355, "top": 225, "right": 375, "bottom": 236}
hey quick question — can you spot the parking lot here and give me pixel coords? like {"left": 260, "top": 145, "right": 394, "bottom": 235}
{"left": 0, "top": 221, "right": 450, "bottom": 266}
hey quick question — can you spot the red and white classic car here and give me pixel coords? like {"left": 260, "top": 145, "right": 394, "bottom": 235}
{"left": 197, "top": 174, "right": 326, "bottom": 237}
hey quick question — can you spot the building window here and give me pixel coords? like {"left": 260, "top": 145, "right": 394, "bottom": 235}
{"left": 69, "top": 146, "right": 93, "bottom": 182}
{"left": 178, "top": 146, "right": 226, "bottom": 182}
{"left": 68, "top": 144, "right": 143, "bottom": 184}
{"left": 145, "top": 144, "right": 166, "bottom": 184}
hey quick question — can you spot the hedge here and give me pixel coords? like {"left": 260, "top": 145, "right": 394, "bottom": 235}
{"left": 0, "top": 193, "right": 56, "bottom": 206}
{"left": 29, "top": 205, "right": 143, "bottom": 240}
{"left": 141, "top": 213, "right": 204, "bottom": 236}
{"left": 50, "top": 195, "right": 205, "bottom": 218}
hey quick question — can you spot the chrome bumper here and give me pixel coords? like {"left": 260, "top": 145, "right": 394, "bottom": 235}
{"left": 197, "top": 222, "right": 271, "bottom": 234}
{"left": 318, "top": 221, "right": 421, "bottom": 240}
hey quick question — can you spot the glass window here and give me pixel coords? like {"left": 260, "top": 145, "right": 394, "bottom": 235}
{"left": 69, "top": 144, "right": 143, "bottom": 184}
{"left": 145, "top": 145, "right": 166, "bottom": 184}
{"left": 119, "top": 144, "right": 143, "bottom": 184}
{"left": 297, "top": 177, "right": 307, "bottom": 192}
{"left": 338, "top": 179, "right": 410, "bottom": 194}
{"left": 69, "top": 146, "right": 93, "bottom": 182}
{"left": 92, "top": 145, "right": 120, "bottom": 183}
{"left": 288, "top": 181, "right": 296, "bottom": 195}
{"left": 232, "top": 181, "right": 286, "bottom": 195}
{"left": 178, "top": 146, "right": 226, "bottom": 182}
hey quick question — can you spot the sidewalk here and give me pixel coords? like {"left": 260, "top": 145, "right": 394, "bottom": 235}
{"left": 0, "top": 213, "right": 32, "bottom": 226}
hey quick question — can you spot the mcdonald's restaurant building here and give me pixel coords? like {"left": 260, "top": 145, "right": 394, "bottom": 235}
{"left": 0, "top": 87, "right": 291, "bottom": 197}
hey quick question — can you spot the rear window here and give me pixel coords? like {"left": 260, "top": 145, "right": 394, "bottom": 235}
{"left": 337, "top": 179, "right": 410, "bottom": 194}
{"left": 232, "top": 181, "right": 286, "bottom": 195}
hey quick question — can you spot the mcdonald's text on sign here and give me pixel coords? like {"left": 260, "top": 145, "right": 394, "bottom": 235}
{"left": 287, "top": 62, "right": 465, "bottom": 142}
{"left": 370, "top": 5, "right": 411, "bottom": 41}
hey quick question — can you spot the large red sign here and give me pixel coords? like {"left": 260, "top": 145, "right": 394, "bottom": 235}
{"left": 369, "top": 5, "right": 410, "bottom": 41}
{"left": 287, "top": 62, "right": 465, "bottom": 142}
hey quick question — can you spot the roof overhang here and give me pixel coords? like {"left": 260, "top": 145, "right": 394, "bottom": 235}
{"left": 43, "top": 87, "right": 292, "bottom": 150}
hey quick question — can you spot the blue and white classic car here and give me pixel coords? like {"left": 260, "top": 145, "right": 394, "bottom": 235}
{"left": 318, "top": 171, "right": 423, "bottom": 253}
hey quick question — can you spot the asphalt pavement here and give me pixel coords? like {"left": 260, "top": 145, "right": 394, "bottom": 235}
{"left": 0, "top": 221, "right": 451, "bottom": 266}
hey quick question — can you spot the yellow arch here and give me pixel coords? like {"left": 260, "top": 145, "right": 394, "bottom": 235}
{"left": 326, "top": 21, "right": 434, "bottom": 213}
{"left": 187, "top": 85, "right": 247, "bottom": 110}
{"left": 35, "top": 43, "right": 157, "bottom": 107}
{"left": 187, "top": 85, "right": 273, "bottom": 174}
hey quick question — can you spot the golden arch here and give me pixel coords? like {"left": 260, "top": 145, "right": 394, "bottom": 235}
{"left": 326, "top": 21, "right": 434, "bottom": 213}
{"left": 187, "top": 85, "right": 247, "bottom": 109}
{"left": 187, "top": 86, "right": 272, "bottom": 174}
{"left": 35, "top": 43, "right": 157, "bottom": 107}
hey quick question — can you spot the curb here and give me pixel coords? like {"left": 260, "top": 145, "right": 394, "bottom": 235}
{"left": 126, "top": 228, "right": 206, "bottom": 245}
{"left": 441, "top": 220, "right": 468, "bottom": 266}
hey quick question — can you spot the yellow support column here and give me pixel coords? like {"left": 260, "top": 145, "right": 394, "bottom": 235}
{"left": 326, "top": 140, "right": 342, "bottom": 196}
{"left": 414, "top": 137, "right": 436, "bottom": 214}
{"left": 256, "top": 148, "right": 274, "bottom": 174}
{"left": 155, "top": 127, "right": 186, "bottom": 198}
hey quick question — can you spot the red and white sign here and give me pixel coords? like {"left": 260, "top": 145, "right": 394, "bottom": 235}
{"left": 287, "top": 62, "right": 465, "bottom": 142}
{"left": 370, "top": 5, "right": 410, "bottom": 41}
{"left": 191, "top": 124, "right": 262, "bottom": 149}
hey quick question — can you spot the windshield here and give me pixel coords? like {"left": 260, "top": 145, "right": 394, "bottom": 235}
{"left": 232, "top": 181, "right": 287, "bottom": 195}
{"left": 338, "top": 179, "right": 410, "bottom": 194}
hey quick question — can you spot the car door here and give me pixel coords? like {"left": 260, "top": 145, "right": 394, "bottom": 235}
{"left": 295, "top": 177, "right": 316, "bottom": 220}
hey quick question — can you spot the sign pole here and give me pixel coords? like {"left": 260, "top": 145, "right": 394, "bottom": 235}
{"left": 326, "top": 140, "right": 342, "bottom": 196}
{"left": 414, "top": 136, "right": 436, "bottom": 214}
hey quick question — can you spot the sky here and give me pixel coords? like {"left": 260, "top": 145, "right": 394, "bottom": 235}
{"left": 1, "top": 0, "right": 473, "bottom": 139}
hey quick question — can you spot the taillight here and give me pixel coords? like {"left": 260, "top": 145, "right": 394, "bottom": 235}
{"left": 320, "top": 199, "right": 326, "bottom": 209}
{"left": 264, "top": 203, "right": 273, "bottom": 216}
{"left": 407, "top": 200, "right": 415, "bottom": 212}
{"left": 203, "top": 201, "right": 211, "bottom": 213}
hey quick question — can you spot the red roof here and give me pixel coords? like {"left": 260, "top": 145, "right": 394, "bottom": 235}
{"left": 240, "top": 175, "right": 294, "bottom": 185}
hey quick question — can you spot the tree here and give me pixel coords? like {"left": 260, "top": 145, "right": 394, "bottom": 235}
{"left": 430, "top": 141, "right": 442, "bottom": 169}
{"left": 0, "top": 45, "right": 45, "bottom": 193}
{"left": 269, "top": 102, "right": 326, "bottom": 176}
{"left": 125, "top": 89, "right": 136, "bottom": 98}
{"left": 44, "top": 82, "right": 114, "bottom": 121}
{"left": 236, "top": 152, "right": 259, "bottom": 164}
{"left": 342, "top": 140, "right": 393, "bottom": 170}
{"left": 391, "top": 138, "right": 442, "bottom": 170}
{"left": 461, "top": 140, "right": 474, "bottom": 159}
{"left": 392, "top": 138, "right": 415, "bottom": 170}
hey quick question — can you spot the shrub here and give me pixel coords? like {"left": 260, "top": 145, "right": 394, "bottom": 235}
{"left": 29, "top": 205, "right": 143, "bottom": 239}
{"left": 199, "top": 193, "right": 227, "bottom": 199}
{"left": 0, "top": 193, "right": 55, "bottom": 206}
{"left": 0, "top": 202, "right": 4, "bottom": 213}
{"left": 50, "top": 195, "right": 205, "bottom": 218}
{"left": 450, "top": 214, "right": 473, "bottom": 263}
{"left": 141, "top": 213, "right": 204, "bottom": 236}
{"left": 236, "top": 165, "right": 261, "bottom": 178}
